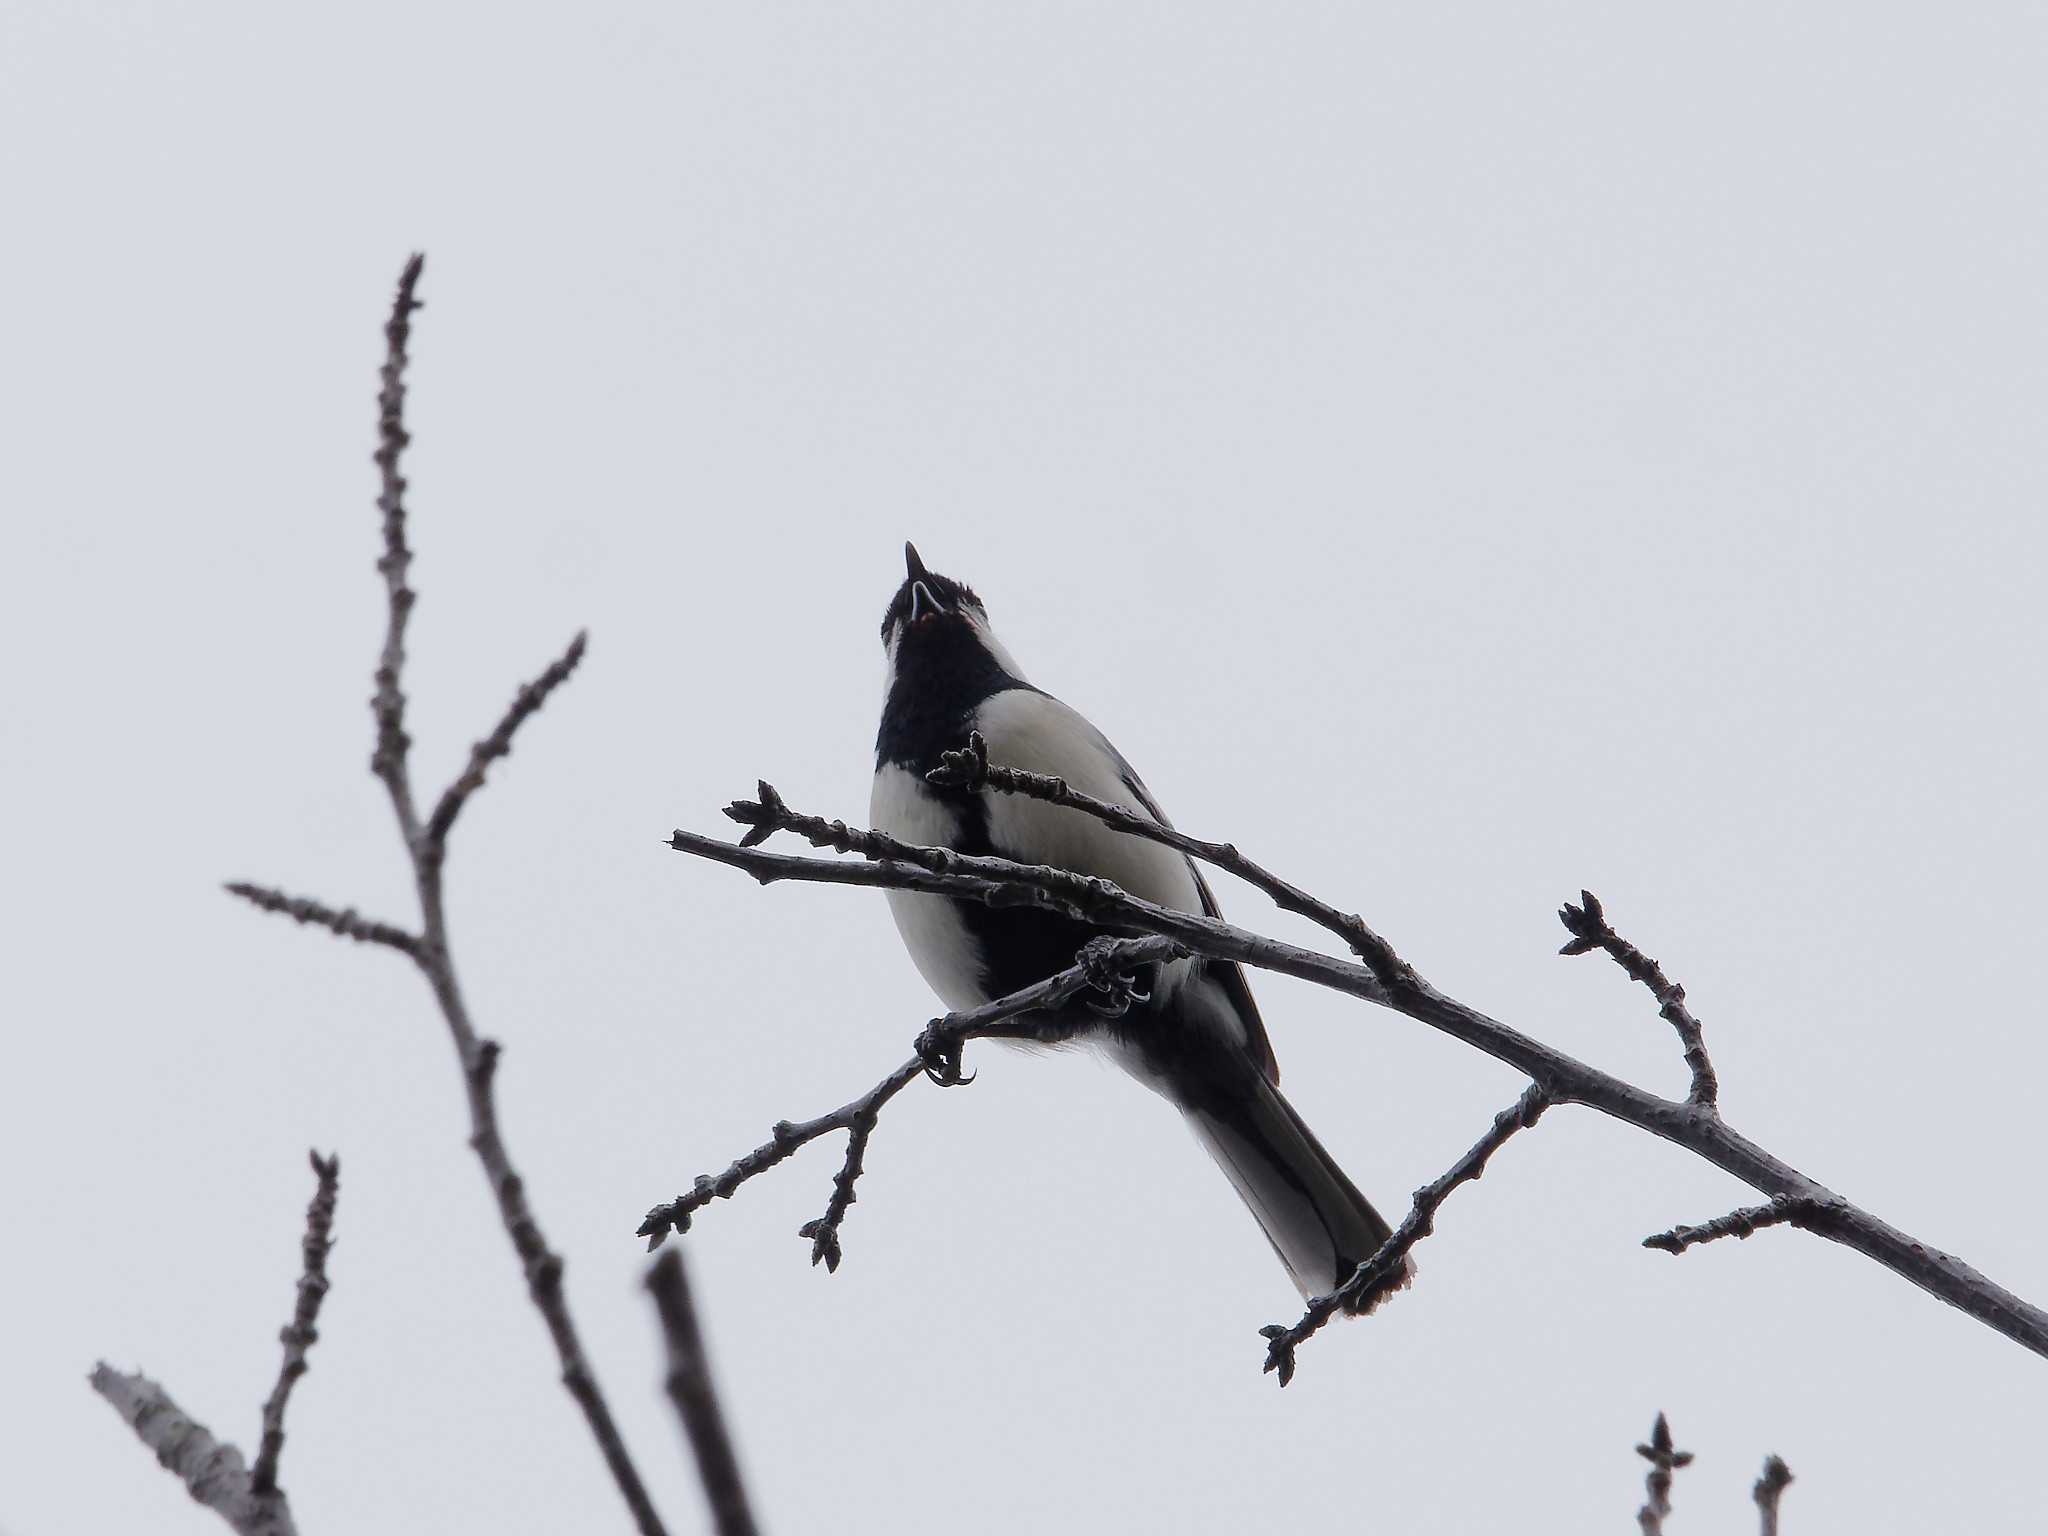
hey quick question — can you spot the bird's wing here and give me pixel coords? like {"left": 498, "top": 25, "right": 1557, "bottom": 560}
{"left": 1105, "top": 747, "right": 1281, "bottom": 1086}
{"left": 970, "top": 687, "right": 1281, "bottom": 1082}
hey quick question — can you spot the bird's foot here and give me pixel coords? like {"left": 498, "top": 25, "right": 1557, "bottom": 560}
{"left": 915, "top": 1022, "right": 975, "bottom": 1087}
{"left": 1078, "top": 937, "right": 1153, "bottom": 1016}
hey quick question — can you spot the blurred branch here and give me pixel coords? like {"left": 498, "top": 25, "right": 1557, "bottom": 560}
{"left": 1558, "top": 888, "right": 1717, "bottom": 1108}
{"left": 646, "top": 1252, "right": 759, "bottom": 1536}
{"left": 228, "top": 255, "right": 667, "bottom": 1536}
{"left": 1636, "top": 1413, "right": 1693, "bottom": 1535}
{"left": 665, "top": 776, "right": 2048, "bottom": 1376}
{"left": 638, "top": 933, "right": 1185, "bottom": 1268}
{"left": 92, "top": 1151, "right": 339, "bottom": 1536}
{"left": 1259, "top": 1084, "right": 1550, "bottom": 1386}
{"left": 250, "top": 1152, "right": 341, "bottom": 1496}
{"left": 1755, "top": 1454, "right": 1795, "bottom": 1536}
{"left": 92, "top": 1368, "right": 296, "bottom": 1536}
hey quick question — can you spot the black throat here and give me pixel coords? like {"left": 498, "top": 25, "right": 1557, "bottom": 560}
{"left": 875, "top": 620, "right": 1028, "bottom": 771}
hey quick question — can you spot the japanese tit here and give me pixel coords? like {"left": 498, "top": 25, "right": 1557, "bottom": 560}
{"left": 871, "top": 543, "right": 1399, "bottom": 1307}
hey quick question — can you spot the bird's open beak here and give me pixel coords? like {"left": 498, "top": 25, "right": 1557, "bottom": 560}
{"left": 904, "top": 542, "right": 944, "bottom": 622}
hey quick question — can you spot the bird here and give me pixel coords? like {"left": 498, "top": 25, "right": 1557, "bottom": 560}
{"left": 870, "top": 542, "right": 1402, "bottom": 1308}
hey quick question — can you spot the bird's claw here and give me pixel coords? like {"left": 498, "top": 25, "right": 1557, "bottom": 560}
{"left": 916, "top": 1023, "right": 974, "bottom": 1087}
{"left": 1078, "top": 938, "right": 1153, "bottom": 1017}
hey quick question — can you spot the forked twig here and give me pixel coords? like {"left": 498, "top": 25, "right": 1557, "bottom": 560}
{"left": 1259, "top": 1084, "right": 1551, "bottom": 1385}
{"left": 638, "top": 934, "right": 1185, "bottom": 1267}
{"left": 226, "top": 256, "right": 668, "bottom": 1536}
{"left": 93, "top": 1151, "right": 341, "bottom": 1536}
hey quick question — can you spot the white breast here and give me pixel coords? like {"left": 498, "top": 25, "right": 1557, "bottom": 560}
{"left": 870, "top": 762, "right": 988, "bottom": 1010}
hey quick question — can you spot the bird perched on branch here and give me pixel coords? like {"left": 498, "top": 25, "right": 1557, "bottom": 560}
{"left": 871, "top": 542, "right": 1400, "bottom": 1307}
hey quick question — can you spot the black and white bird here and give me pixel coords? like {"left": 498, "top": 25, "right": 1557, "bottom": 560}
{"left": 871, "top": 543, "right": 1400, "bottom": 1307}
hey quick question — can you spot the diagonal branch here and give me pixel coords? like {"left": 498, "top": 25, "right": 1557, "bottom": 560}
{"left": 1559, "top": 889, "right": 1718, "bottom": 1109}
{"left": 638, "top": 934, "right": 1186, "bottom": 1266}
{"left": 1259, "top": 1083, "right": 1551, "bottom": 1385}
{"left": 646, "top": 1252, "right": 760, "bottom": 1536}
{"left": 224, "top": 882, "right": 420, "bottom": 956}
{"left": 250, "top": 1152, "right": 341, "bottom": 1497}
{"left": 665, "top": 784, "right": 2048, "bottom": 1369}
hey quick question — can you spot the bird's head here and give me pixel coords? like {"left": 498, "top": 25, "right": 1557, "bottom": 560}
{"left": 879, "top": 543, "right": 1026, "bottom": 686}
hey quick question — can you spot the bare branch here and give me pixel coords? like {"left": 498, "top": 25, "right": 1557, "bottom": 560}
{"left": 424, "top": 630, "right": 589, "bottom": 851}
{"left": 640, "top": 1058, "right": 921, "bottom": 1260}
{"left": 1644, "top": 1194, "right": 1828, "bottom": 1255}
{"left": 224, "top": 882, "right": 420, "bottom": 956}
{"left": 1558, "top": 889, "right": 1718, "bottom": 1109}
{"left": 249, "top": 1152, "right": 341, "bottom": 1497}
{"left": 645, "top": 1252, "right": 760, "bottom": 1536}
{"left": 1636, "top": 1413, "right": 1695, "bottom": 1536}
{"left": 687, "top": 784, "right": 1400, "bottom": 1012}
{"left": 232, "top": 257, "right": 669, "bottom": 1536}
{"left": 666, "top": 784, "right": 2048, "bottom": 1367}
{"left": 1260, "top": 1083, "right": 1551, "bottom": 1385}
{"left": 638, "top": 934, "right": 1186, "bottom": 1265}
{"left": 91, "top": 1367, "right": 296, "bottom": 1536}
{"left": 927, "top": 730, "right": 1419, "bottom": 987}
{"left": 1755, "top": 1454, "right": 1795, "bottom": 1536}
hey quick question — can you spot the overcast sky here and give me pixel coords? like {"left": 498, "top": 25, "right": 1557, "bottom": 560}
{"left": 5, "top": 4, "right": 2046, "bottom": 1532}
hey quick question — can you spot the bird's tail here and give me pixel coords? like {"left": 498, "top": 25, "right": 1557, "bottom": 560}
{"left": 1182, "top": 1069, "right": 1405, "bottom": 1309}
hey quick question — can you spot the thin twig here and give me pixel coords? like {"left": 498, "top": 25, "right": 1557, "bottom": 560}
{"left": 424, "top": 630, "right": 589, "bottom": 850}
{"left": 1644, "top": 1194, "right": 1828, "bottom": 1255}
{"left": 91, "top": 1367, "right": 296, "bottom": 1536}
{"left": 224, "top": 882, "right": 420, "bottom": 956}
{"left": 646, "top": 1251, "right": 760, "bottom": 1536}
{"left": 665, "top": 784, "right": 2048, "bottom": 1367}
{"left": 638, "top": 934, "right": 1186, "bottom": 1263}
{"left": 235, "top": 257, "right": 668, "bottom": 1536}
{"left": 1558, "top": 889, "right": 1718, "bottom": 1109}
{"left": 1259, "top": 1083, "right": 1551, "bottom": 1385}
{"left": 250, "top": 1151, "right": 341, "bottom": 1497}
{"left": 370, "top": 253, "right": 423, "bottom": 797}
{"left": 1636, "top": 1413, "right": 1694, "bottom": 1536}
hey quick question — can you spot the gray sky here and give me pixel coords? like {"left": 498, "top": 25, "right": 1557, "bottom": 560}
{"left": 5, "top": 4, "right": 2045, "bottom": 1531}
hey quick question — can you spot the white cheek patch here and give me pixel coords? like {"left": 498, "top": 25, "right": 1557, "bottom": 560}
{"left": 962, "top": 606, "right": 1029, "bottom": 683}
{"left": 870, "top": 763, "right": 987, "bottom": 1010}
